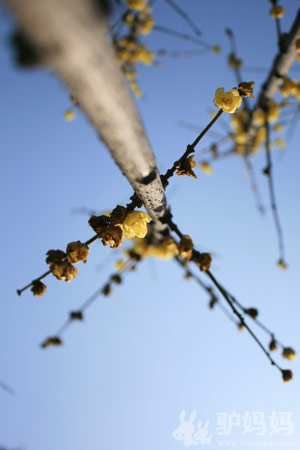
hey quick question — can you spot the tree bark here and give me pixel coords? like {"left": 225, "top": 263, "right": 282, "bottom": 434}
{"left": 5, "top": 0, "right": 169, "bottom": 239}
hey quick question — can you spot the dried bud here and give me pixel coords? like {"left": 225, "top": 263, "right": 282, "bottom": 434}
{"left": 31, "top": 280, "right": 47, "bottom": 298}
{"left": 102, "top": 283, "right": 112, "bottom": 296}
{"left": 244, "top": 308, "right": 258, "bottom": 319}
{"left": 176, "top": 156, "right": 197, "bottom": 178}
{"left": 50, "top": 261, "right": 78, "bottom": 281}
{"left": 277, "top": 259, "right": 288, "bottom": 270}
{"left": 100, "top": 225, "right": 123, "bottom": 248}
{"left": 110, "top": 205, "right": 128, "bottom": 226}
{"left": 238, "top": 81, "right": 255, "bottom": 98}
{"left": 88, "top": 214, "right": 111, "bottom": 234}
{"left": 270, "top": 5, "right": 284, "bottom": 19}
{"left": 184, "top": 271, "right": 192, "bottom": 280}
{"left": 127, "top": 250, "right": 142, "bottom": 262}
{"left": 45, "top": 249, "right": 66, "bottom": 264}
{"left": 269, "top": 338, "right": 278, "bottom": 352}
{"left": 282, "top": 347, "right": 297, "bottom": 361}
{"left": 281, "top": 369, "right": 293, "bottom": 382}
{"left": 66, "top": 241, "right": 89, "bottom": 264}
{"left": 196, "top": 253, "right": 212, "bottom": 272}
{"left": 177, "top": 235, "right": 193, "bottom": 260}
{"left": 110, "top": 274, "right": 122, "bottom": 285}
{"left": 41, "top": 336, "right": 62, "bottom": 349}
{"left": 208, "top": 295, "right": 218, "bottom": 309}
{"left": 70, "top": 311, "right": 83, "bottom": 321}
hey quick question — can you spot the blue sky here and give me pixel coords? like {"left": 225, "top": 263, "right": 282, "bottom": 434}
{"left": 1, "top": 1, "right": 300, "bottom": 449}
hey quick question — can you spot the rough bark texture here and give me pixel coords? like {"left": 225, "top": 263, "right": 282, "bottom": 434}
{"left": 5, "top": 0, "right": 169, "bottom": 239}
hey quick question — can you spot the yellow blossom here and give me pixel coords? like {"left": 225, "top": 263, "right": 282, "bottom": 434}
{"left": 126, "top": 0, "right": 147, "bottom": 11}
{"left": 274, "top": 138, "right": 286, "bottom": 149}
{"left": 273, "top": 123, "right": 284, "bottom": 133}
{"left": 199, "top": 161, "right": 213, "bottom": 175}
{"left": 270, "top": 5, "right": 285, "bottom": 19}
{"left": 214, "top": 87, "right": 242, "bottom": 113}
{"left": 115, "top": 259, "right": 127, "bottom": 272}
{"left": 121, "top": 211, "right": 152, "bottom": 239}
{"left": 277, "top": 259, "right": 288, "bottom": 270}
{"left": 212, "top": 45, "right": 221, "bottom": 54}
{"left": 282, "top": 347, "right": 297, "bottom": 361}
{"left": 139, "top": 16, "right": 155, "bottom": 35}
{"left": 64, "top": 109, "right": 75, "bottom": 121}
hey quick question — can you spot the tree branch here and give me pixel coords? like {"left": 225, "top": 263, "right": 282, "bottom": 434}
{"left": 5, "top": 0, "right": 169, "bottom": 238}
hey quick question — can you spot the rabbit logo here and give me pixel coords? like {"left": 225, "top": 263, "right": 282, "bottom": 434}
{"left": 194, "top": 420, "right": 212, "bottom": 445}
{"left": 172, "top": 410, "right": 212, "bottom": 447}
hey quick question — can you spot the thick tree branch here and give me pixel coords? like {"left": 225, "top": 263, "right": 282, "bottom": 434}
{"left": 5, "top": 0, "right": 168, "bottom": 238}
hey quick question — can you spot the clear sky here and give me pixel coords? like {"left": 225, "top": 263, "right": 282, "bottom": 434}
{"left": 1, "top": 1, "right": 300, "bottom": 449}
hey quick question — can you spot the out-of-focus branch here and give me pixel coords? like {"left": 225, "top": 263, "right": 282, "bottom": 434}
{"left": 246, "top": 8, "right": 300, "bottom": 140}
{"left": 4, "top": 0, "right": 168, "bottom": 239}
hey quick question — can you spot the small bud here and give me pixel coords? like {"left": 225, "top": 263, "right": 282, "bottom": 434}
{"left": 70, "top": 311, "right": 83, "bottom": 321}
{"left": 269, "top": 338, "right": 278, "bottom": 352}
{"left": 177, "top": 235, "right": 193, "bottom": 260}
{"left": 110, "top": 205, "right": 128, "bottom": 226}
{"left": 281, "top": 369, "right": 293, "bottom": 382}
{"left": 176, "top": 156, "right": 197, "bottom": 178}
{"left": 45, "top": 249, "right": 66, "bottom": 265}
{"left": 41, "top": 336, "right": 62, "bottom": 349}
{"left": 100, "top": 225, "right": 123, "bottom": 248}
{"left": 196, "top": 253, "right": 212, "bottom": 272}
{"left": 88, "top": 214, "right": 111, "bottom": 235}
{"left": 64, "top": 109, "right": 75, "bottom": 121}
{"left": 110, "top": 274, "right": 122, "bottom": 285}
{"left": 31, "top": 280, "right": 47, "bottom": 298}
{"left": 244, "top": 308, "right": 258, "bottom": 319}
{"left": 238, "top": 81, "right": 255, "bottom": 98}
{"left": 50, "top": 261, "right": 78, "bottom": 282}
{"left": 277, "top": 259, "right": 288, "bottom": 270}
{"left": 282, "top": 347, "right": 297, "bottom": 361}
{"left": 270, "top": 5, "right": 284, "bottom": 19}
{"left": 208, "top": 295, "right": 218, "bottom": 309}
{"left": 102, "top": 283, "right": 112, "bottom": 296}
{"left": 66, "top": 241, "right": 89, "bottom": 264}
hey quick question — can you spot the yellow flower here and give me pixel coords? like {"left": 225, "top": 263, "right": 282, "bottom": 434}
{"left": 199, "top": 161, "right": 213, "bottom": 175}
{"left": 212, "top": 45, "right": 221, "bottom": 54}
{"left": 282, "top": 347, "right": 297, "bottom": 361}
{"left": 214, "top": 87, "right": 242, "bottom": 113}
{"left": 126, "top": 0, "right": 147, "bottom": 12}
{"left": 273, "top": 123, "right": 284, "bottom": 133}
{"left": 277, "top": 259, "right": 288, "bottom": 270}
{"left": 121, "top": 211, "right": 152, "bottom": 239}
{"left": 64, "top": 109, "right": 75, "bottom": 121}
{"left": 274, "top": 138, "right": 286, "bottom": 149}
{"left": 139, "top": 16, "right": 155, "bottom": 35}
{"left": 270, "top": 5, "right": 285, "bottom": 19}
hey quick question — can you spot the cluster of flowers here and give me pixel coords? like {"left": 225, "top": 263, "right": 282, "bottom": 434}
{"left": 88, "top": 206, "right": 152, "bottom": 248}
{"left": 113, "top": 0, "right": 155, "bottom": 97}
